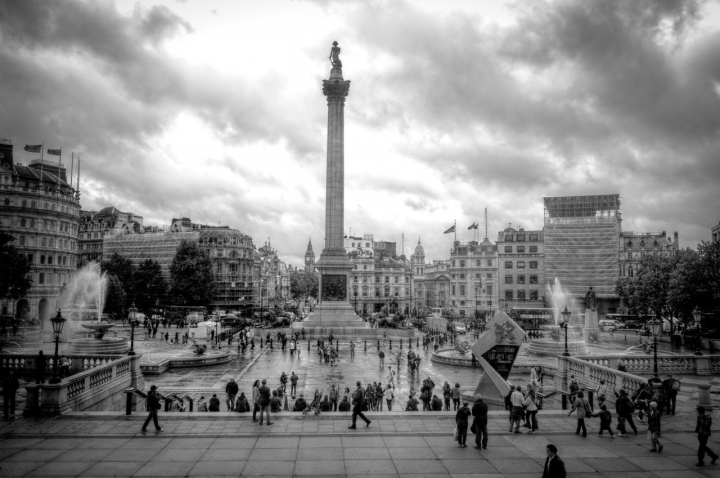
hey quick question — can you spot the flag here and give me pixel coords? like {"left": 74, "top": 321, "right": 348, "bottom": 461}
{"left": 47, "top": 148, "right": 61, "bottom": 156}
{"left": 468, "top": 223, "right": 478, "bottom": 230}
{"left": 443, "top": 225, "right": 456, "bottom": 234}
{"left": 24, "top": 145, "right": 42, "bottom": 153}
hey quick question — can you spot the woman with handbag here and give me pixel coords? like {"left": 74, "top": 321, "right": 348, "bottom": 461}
{"left": 525, "top": 388, "right": 539, "bottom": 433}
{"left": 568, "top": 391, "right": 590, "bottom": 437}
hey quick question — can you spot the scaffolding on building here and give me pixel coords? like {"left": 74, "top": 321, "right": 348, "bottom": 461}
{"left": 543, "top": 195, "right": 621, "bottom": 299}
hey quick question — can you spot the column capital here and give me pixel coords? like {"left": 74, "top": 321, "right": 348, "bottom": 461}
{"left": 323, "top": 79, "right": 351, "bottom": 99}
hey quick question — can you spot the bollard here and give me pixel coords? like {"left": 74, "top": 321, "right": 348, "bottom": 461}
{"left": 400, "top": 338, "right": 403, "bottom": 349}
{"left": 308, "top": 340, "right": 311, "bottom": 351}
{"left": 364, "top": 340, "right": 367, "bottom": 351}
{"left": 389, "top": 339, "right": 392, "bottom": 350}
{"left": 377, "top": 339, "right": 380, "bottom": 349}
{"left": 261, "top": 338, "right": 264, "bottom": 348}
{"left": 561, "top": 393, "right": 567, "bottom": 410}
{"left": 124, "top": 389, "right": 135, "bottom": 415}
{"left": 336, "top": 341, "right": 339, "bottom": 351}
{"left": 698, "top": 383, "right": 713, "bottom": 411}
{"left": 417, "top": 337, "right": 419, "bottom": 347}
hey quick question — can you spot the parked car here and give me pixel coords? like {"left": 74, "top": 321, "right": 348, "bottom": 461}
{"left": 598, "top": 320, "right": 617, "bottom": 331}
{"left": 623, "top": 320, "right": 641, "bottom": 329}
{"left": 453, "top": 323, "right": 467, "bottom": 334}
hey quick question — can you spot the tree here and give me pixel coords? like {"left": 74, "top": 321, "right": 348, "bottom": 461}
{"left": 133, "top": 259, "right": 167, "bottom": 316}
{"left": 104, "top": 274, "right": 127, "bottom": 323}
{"left": 101, "top": 252, "right": 136, "bottom": 306}
{"left": 170, "top": 240, "right": 215, "bottom": 306}
{"left": 0, "top": 233, "right": 32, "bottom": 301}
{"left": 290, "top": 270, "right": 318, "bottom": 299}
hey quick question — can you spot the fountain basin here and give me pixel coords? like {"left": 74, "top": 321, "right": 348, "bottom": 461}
{"left": 80, "top": 322, "right": 115, "bottom": 339}
{"left": 526, "top": 339, "right": 587, "bottom": 356}
{"left": 65, "top": 336, "right": 128, "bottom": 355}
{"left": 431, "top": 348, "right": 479, "bottom": 367}
{"left": 139, "top": 349, "right": 232, "bottom": 374}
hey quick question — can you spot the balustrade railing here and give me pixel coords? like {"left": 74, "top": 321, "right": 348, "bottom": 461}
{"left": 0, "top": 354, "right": 122, "bottom": 378}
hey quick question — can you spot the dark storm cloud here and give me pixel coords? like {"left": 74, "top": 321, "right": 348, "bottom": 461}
{"left": 340, "top": 0, "right": 720, "bottom": 250}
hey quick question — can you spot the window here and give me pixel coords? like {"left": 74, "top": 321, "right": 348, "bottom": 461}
{"left": 529, "top": 246, "right": 537, "bottom": 253}
{"left": 475, "top": 273, "right": 480, "bottom": 279}
{"left": 41, "top": 237, "right": 46, "bottom": 247}
{"left": 385, "top": 276, "right": 389, "bottom": 283}
{"left": 19, "top": 236, "right": 25, "bottom": 246}
{"left": 530, "top": 275, "right": 538, "bottom": 284}
{"left": 505, "top": 235, "right": 514, "bottom": 242}
{"left": 460, "top": 260, "right": 465, "bottom": 267}
{"left": 375, "top": 289, "right": 380, "bottom": 297}
{"left": 529, "top": 233, "right": 538, "bottom": 241}
{"left": 362, "top": 287, "right": 368, "bottom": 297}
{"left": 452, "top": 260, "right": 456, "bottom": 267}
{"left": 365, "top": 243, "right": 369, "bottom": 247}
{"left": 529, "top": 261, "right": 538, "bottom": 269}
{"left": 362, "top": 276, "right": 367, "bottom": 283}
{"left": 517, "top": 246, "right": 525, "bottom": 253}
{"left": 459, "top": 273, "right": 465, "bottom": 279}
{"left": 517, "top": 234, "right": 525, "bottom": 242}
{"left": 487, "top": 300, "right": 493, "bottom": 307}
{"left": 375, "top": 275, "right": 380, "bottom": 283}
{"left": 487, "top": 260, "right": 493, "bottom": 267}
{"left": 20, "top": 218, "right": 26, "bottom": 227}
{"left": 505, "top": 275, "right": 513, "bottom": 284}
{"left": 517, "top": 261, "right": 525, "bottom": 269}
{"left": 486, "top": 285, "right": 493, "bottom": 295}
{"left": 460, "top": 285, "right": 465, "bottom": 296}
{"left": 39, "top": 272, "right": 45, "bottom": 284}
{"left": 517, "top": 290, "right": 526, "bottom": 300}
{"left": 452, "top": 285, "right": 456, "bottom": 295}
{"left": 353, "top": 276, "right": 357, "bottom": 283}
{"left": 476, "top": 260, "right": 481, "bottom": 266}
{"left": 27, "top": 254, "right": 33, "bottom": 264}
{"left": 40, "top": 255, "right": 45, "bottom": 264}
{"left": 505, "top": 290, "right": 513, "bottom": 300}
{"left": 22, "top": 200, "right": 27, "bottom": 207}
{"left": 363, "top": 265, "right": 367, "bottom": 270}
{"left": 517, "top": 275, "right": 525, "bottom": 284}
{"left": 505, "top": 261, "right": 513, "bottom": 269}
{"left": 394, "top": 276, "right": 399, "bottom": 283}
{"left": 504, "top": 246, "right": 512, "bottom": 253}
{"left": 47, "top": 256, "right": 53, "bottom": 265}
{"left": 530, "top": 290, "right": 539, "bottom": 300}
{"left": 487, "top": 273, "right": 492, "bottom": 279}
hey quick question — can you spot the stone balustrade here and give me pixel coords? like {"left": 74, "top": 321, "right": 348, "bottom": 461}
{"left": 574, "top": 353, "right": 710, "bottom": 376}
{"left": 0, "top": 354, "right": 122, "bottom": 380}
{"left": 23, "top": 354, "right": 145, "bottom": 415}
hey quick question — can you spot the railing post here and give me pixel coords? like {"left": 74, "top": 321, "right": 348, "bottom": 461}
{"left": 694, "top": 355, "right": 710, "bottom": 376}
{"left": 23, "top": 384, "right": 40, "bottom": 416}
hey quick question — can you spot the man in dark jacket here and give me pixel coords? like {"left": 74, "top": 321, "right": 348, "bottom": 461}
{"left": 542, "top": 444, "right": 566, "bottom": 478}
{"left": 141, "top": 385, "right": 162, "bottom": 432}
{"left": 209, "top": 394, "right": 221, "bottom": 412}
{"left": 662, "top": 374, "right": 678, "bottom": 415}
{"left": 36, "top": 350, "right": 47, "bottom": 384}
{"left": 290, "top": 372, "right": 298, "bottom": 397}
{"left": 235, "top": 392, "right": 250, "bottom": 412}
{"left": 406, "top": 394, "right": 419, "bottom": 411}
{"left": 2, "top": 370, "right": 20, "bottom": 420}
{"left": 695, "top": 406, "right": 718, "bottom": 466}
{"left": 293, "top": 393, "right": 307, "bottom": 412}
{"left": 472, "top": 394, "right": 489, "bottom": 449}
{"left": 455, "top": 401, "right": 472, "bottom": 447}
{"left": 349, "top": 381, "right": 371, "bottom": 429}
{"left": 225, "top": 379, "right": 239, "bottom": 411}
{"left": 613, "top": 389, "right": 638, "bottom": 436}
{"left": 270, "top": 390, "right": 282, "bottom": 412}
{"left": 431, "top": 394, "right": 443, "bottom": 411}
{"left": 338, "top": 395, "right": 351, "bottom": 411}
{"left": 258, "top": 379, "right": 273, "bottom": 425}
{"left": 319, "top": 395, "right": 332, "bottom": 412}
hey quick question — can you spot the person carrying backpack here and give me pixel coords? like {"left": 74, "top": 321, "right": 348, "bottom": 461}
{"left": 662, "top": 374, "right": 679, "bottom": 415}
{"left": 385, "top": 383, "right": 395, "bottom": 411}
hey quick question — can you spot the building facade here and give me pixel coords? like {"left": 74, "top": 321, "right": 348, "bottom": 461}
{"left": 447, "top": 238, "right": 499, "bottom": 317}
{"left": 348, "top": 243, "right": 411, "bottom": 315}
{"left": 619, "top": 231, "right": 679, "bottom": 278}
{"left": 0, "top": 142, "right": 81, "bottom": 327}
{"left": 79, "top": 207, "right": 145, "bottom": 265}
{"left": 712, "top": 222, "right": 720, "bottom": 243}
{"left": 497, "top": 227, "right": 544, "bottom": 310}
{"left": 304, "top": 238, "right": 315, "bottom": 272}
{"left": 257, "top": 241, "right": 291, "bottom": 309}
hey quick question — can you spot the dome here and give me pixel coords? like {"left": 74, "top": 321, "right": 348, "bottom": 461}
{"left": 414, "top": 238, "right": 424, "bottom": 256}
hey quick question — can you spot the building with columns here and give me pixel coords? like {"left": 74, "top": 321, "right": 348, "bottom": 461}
{"left": 447, "top": 238, "right": 499, "bottom": 317}
{"left": 0, "top": 141, "right": 81, "bottom": 327}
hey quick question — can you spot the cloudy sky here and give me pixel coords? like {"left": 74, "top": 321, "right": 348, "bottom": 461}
{"left": 1, "top": 0, "right": 719, "bottom": 267}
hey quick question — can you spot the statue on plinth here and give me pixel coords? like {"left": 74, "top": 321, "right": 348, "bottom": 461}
{"left": 329, "top": 41, "right": 342, "bottom": 69}
{"left": 584, "top": 286, "right": 597, "bottom": 311}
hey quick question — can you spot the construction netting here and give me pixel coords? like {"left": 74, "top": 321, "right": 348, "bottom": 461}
{"left": 543, "top": 218, "right": 620, "bottom": 298}
{"left": 103, "top": 231, "right": 200, "bottom": 280}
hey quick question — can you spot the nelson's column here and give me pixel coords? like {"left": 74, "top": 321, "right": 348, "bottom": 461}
{"left": 295, "top": 42, "right": 367, "bottom": 331}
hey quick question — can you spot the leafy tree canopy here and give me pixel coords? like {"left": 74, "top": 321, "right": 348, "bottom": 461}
{"left": 101, "top": 252, "right": 136, "bottom": 304}
{"left": 170, "top": 240, "right": 215, "bottom": 306}
{"left": 133, "top": 259, "right": 167, "bottom": 316}
{"left": 104, "top": 274, "right": 127, "bottom": 323}
{"left": 0, "top": 233, "right": 32, "bottom": 301}
{"left": 290, "top": 270, "right": 318, "bottom": 299}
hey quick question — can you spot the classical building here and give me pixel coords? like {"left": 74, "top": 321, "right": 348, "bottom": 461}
{"left": 543, "top": 194, "right": 622, "bottom": 314}
{"left": 257, "top": 241, "right": 291, "bottom": 308}
{"left": 347, "top": 240, "right": 411, "bottom": 315}
{"left": 447, "top": 238, "right": 499, "bottom": 317}
{"left": 497, "top": 227, "right": 544, "bottom": 310}
{"left": 712, "top": 222, "right": 720, "bottom": 243}
{"left": 619, "top": 231, "right": 679, "bottom": 278}
{"left": 78, "top": 207, "right": 145, "bottom": 265}
{"left": 304, "top": 238, "right": 315, "bottom": 272}
{"left": 0, "top": 141, "right": 81, "bottom": 326}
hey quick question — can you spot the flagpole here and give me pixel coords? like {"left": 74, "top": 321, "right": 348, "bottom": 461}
{"left": 70, "top": 153, "right": 74, "bottom": 190}
{"left": 454, "top": 219, "right": 457, "bottom": 242}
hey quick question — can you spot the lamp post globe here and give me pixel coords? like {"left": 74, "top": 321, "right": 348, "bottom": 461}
{"left": 647, "top": 318, "right": 662, "bottom": 382}
{"left": 693, "top": 306, "right": 703, "bottom": 356}
{"left": 560, "top": 305, "right": 571, "bottom": 356}
{"left": 49, "top": 309, "right": 67, "bottom": 384}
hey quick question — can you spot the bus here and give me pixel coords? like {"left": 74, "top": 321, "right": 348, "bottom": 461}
{"left": 508, "top": 307, "right": 554, "bottom": 331}
{"left": 161, "top": 305, "right": 208, "bottom": 324}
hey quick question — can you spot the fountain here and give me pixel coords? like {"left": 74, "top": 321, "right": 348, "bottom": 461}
{"left": 60, "top": 262, "right": 128, "bottom": 355}
{"left": 526, "top": 278, "right": 587, "bottom": 356}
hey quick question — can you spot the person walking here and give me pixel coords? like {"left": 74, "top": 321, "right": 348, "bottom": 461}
{"left": 329, "top": 385, "right": 339, "bottom": 411}
{"left": 443, "top": 382, "right": 452, "bottom": 411}
{"left": 349, "top": 381, "right": 371, "bottom": 429}
{"left": 375, "top": 382, "right": 384, "bottom": 411}
{"left": 225, "top": 379, "right": 238, "bottom": 411}
{"left": 451, "top": 382, "right": 462, "bottom": 411}
{"left": 695, "top": 406, "right": 718, "bottom": 466}
{"left": 387, "top": 366, "right": 396, "bottom": 391}
{"left": 594, "top": 379, "right": 607, "bottom": 411}
{"left": 258, "top": 379, "right": 273, "bottom": 425}
{"left": 524, "top": 387, "right": 539, "bottom": 433}
{"left": 593, "top": 404, "right": 615, "bottom": 437}
{"left": 290, "top": 371, "right": 298, "bottom": 397}
{"left": 350, "top": 340, "right": 355, "bottom": 357}
{"left": 455, "top": 400, "right": 471, "bottom": 448}
{"left": 614, "top": 388, "right": 638, "bottom": 436}
{"left": 471, "top": 394, "right": 488, "bottom": 450}
{"left": 385, "top": 384, "right": 394, "bottom": 411}
{"left": 568, "top": 375, "right": 579, "bottom": 406}
{"left": 510, "top": 386, "right": 525, "bottom": 433}
{"left": 662, "top": 374, "right": 679, "bottom": 415}
{"left": 141, "top": 385, "right": 162, "bottom": 432}
{"left": 35, "top": 350, "right": 47, "bottom": 384}
{"left": 2, "top": 370, "right": 19, "bottom": 420}
{"left": 541, "top": 444, "right": 566, "bottom": 478}
{"left": 647, "top": 401, "right": 663, "bottom": 453}
{"left": 252, "top": 379, "right": 261, "bottom": 422}
{"left": 568, "top": 390, "right": 590, "bottom": 437}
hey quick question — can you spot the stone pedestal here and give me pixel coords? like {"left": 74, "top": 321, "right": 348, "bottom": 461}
{"left": 697, "top": 383, "right": 713, "bottom": 411}
{"left": 583, "top": 308, "right": 599, "bottom": 343}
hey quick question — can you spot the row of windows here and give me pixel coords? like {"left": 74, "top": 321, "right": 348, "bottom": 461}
{"left": 505, "top": 290, "right": 540, "bottom": 300}
{"left": 25, "top": 253, "right": 76, "bottom": 268}
{"left": 504, "top": 275, "right": 540, "bottom": 284}
{"left": 450, "top": 273, "right": 494, "bottom": 280}
{"left": 3, "top": 197, "right": 78, "bottom": 215}
{"left": 449, "top": 284, "right": 494, "bottom": 296}
{"left": 502, "top": 233, "right": 540, "bottom": 242}
{"left": 14, "top": 217, "right": 77, "bottom": 234}
{"left": 350, "top": 242, "right": 371, "bottom": 248}
{"left": 504, "top": 261, "right": 538, "bottom": 269}
{"left": 353, "top": 275, "right": 409, "bottom": 284}
{"left": 451, "top": 260, "right": 494, "bottom": 268}
{"left": 17, "top": 236, "right": 77, "bottom": 250}
{"left": 82, "top": 232, "right": 105, "bottom": 239}
{"left": 455, "top": 300, "right": 494, "bottom": 307}
{"left": 202, "top": 236, "right": 251, "bottom": 247}
{"left": 35, "top": 271, "right": 73, "bottom": 286}
{"left": 352, "top": 288, "right": 410, "bottom": 298}
{"left": 503, "top": 245, "right": 538, "bottom": 253}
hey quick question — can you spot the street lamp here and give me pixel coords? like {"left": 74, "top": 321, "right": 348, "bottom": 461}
{"left": 560, "top": 305, "right": 571, "bottom": 356}
{"left": 648, "top": 318, "right": 662, "bottom": 382}
{"left": 128, "top": 302, "right": 139, "bottom": 356}
{"left": 693, "top": 306, "right": 703, "bottom": 356}
{"left": 49, "top": 310, "right": 67, "bottom": 384}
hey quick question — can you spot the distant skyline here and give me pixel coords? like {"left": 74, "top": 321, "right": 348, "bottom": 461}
{"left": 1, "top": 0, "right": 719, "bottom": 267}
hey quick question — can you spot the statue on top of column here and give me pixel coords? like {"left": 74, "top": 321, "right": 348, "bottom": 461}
{"left": 584, "top": 286, "right": 597, "bottom": 311}
{"left": 329, "top": 41, "right": 342, "bottom": 69}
